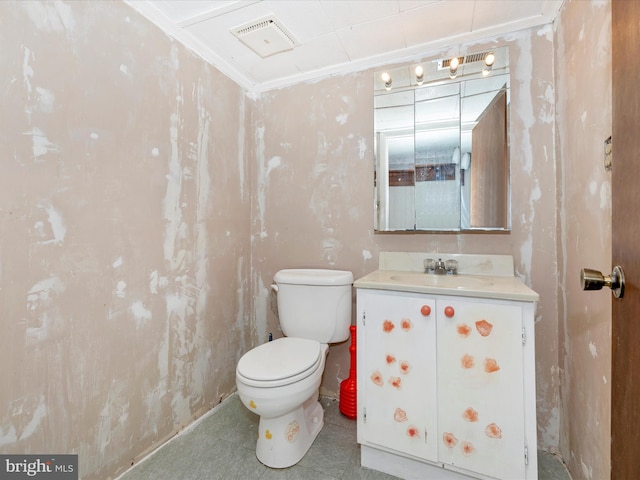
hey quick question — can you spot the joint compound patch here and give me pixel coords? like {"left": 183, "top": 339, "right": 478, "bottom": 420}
{"left": 286, "top": 420, "right": 300, "bottom": 443}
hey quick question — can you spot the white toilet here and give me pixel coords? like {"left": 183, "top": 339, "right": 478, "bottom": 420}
{"left": 236, "top": 268, "right": 353, "bottom": 468}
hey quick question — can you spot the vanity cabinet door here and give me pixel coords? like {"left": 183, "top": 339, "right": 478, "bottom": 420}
{"left": 436, "top": 298, "right": 526, "bottom": 479}
{"left": 357, "top": 289, "right": 438, "bottom": 463}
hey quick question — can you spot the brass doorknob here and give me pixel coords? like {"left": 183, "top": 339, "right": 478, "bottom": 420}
{"left": 580, "top": 266, "right": 625, "bottom": 298}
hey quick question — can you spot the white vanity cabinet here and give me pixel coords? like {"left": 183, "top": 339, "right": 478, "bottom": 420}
{"left": 356, "top": 287, "right": 538, "bottom": 480}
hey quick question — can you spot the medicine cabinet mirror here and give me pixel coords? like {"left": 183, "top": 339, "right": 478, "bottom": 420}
{"left": 374, "top": 46, "right": 510, "bottom": 232}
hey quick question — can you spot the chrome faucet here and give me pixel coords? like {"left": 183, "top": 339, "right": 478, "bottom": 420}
{"left": 424, "top": 257, "right": 458, "bottom": 275}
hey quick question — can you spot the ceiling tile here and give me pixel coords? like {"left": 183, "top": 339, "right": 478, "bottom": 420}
{"left": 401, "top": 0, "right": 476, "bottom": 46}
{"left": 319, "top": 0, "right": 400, "bottom": 29}
{"left": 261, "top": 0, "right": 335, "bottom": 40}
{"left": 471, "top": 0, "right": 544, "bottom": 30}
{"left": 397, "top": 0, "right": 442, "bottom": 12}
{"left": 290, "top": 34, "right": 350, "bottom": 72}
{"left": 336, "top": 14, "right": 408, "bottom": 60}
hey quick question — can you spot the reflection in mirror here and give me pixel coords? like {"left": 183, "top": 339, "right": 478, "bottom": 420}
{"left": 374, "top": 47, "right": 510, "bottom": 232}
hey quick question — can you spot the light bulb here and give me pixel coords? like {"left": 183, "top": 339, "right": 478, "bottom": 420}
{"left": 381, "top": 72, "right": 392, "bottom": 90}
{"left": 484, "top": 52, "right": 495, "bottom": 67}
{"left": 449, "top": 57, "right": 459, "bottom": 79}
{"left": 415, "top": 65, "right": 424, "bottom": 85}
{"left": 482, "top": 52, "right": 495, "bottom": 77}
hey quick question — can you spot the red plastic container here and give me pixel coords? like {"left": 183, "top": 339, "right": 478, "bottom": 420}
{"left": 339, "top": 325, "right": 357, "bottom": 419}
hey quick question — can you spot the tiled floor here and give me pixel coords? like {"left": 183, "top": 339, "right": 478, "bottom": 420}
{"left": 117, "top": 394, "right": 571, "bottom": 480}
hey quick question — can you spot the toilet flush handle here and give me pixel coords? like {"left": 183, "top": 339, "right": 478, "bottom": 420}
{"left": 271, "top": 284, "right": 278, "bottom": 293}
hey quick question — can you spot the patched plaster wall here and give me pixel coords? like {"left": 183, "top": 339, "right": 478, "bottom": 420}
{"left": 555, "top": 1, "right": 612, "bottom": 479}
{"left": 0, "top": 2, "right": 250, "bottom": 479}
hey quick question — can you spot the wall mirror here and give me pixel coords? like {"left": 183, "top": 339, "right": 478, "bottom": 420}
{"left": 374, "top": 46, "right": 510, "bottom": 232}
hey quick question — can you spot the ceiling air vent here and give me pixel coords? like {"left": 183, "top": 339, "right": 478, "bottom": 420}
{"left": 231, "top": 15, "right": 298, "bottom": 58}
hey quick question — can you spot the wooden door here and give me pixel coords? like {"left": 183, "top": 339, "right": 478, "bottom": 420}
{"left": 611, "top": 0, "right": 640, "bottom": 477}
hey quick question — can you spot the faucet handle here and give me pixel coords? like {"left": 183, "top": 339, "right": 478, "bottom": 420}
{"left": 445, "top": 259, "right": 458, "bottom": 275}
{"left": 424, "top": 258, "right": 435, "bottom": 273}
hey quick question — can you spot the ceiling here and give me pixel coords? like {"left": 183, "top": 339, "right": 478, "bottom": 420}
{"left": 126, "top": 0, "right": 564, "bottom": 93}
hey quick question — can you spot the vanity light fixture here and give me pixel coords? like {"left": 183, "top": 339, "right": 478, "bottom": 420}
{"left": 449, "top": 57, "right": 459, "bottom": 79}
{"left": 415, "top": 65, "right": 424, "bottom": 85}
{"left": 482, "top": 51, "right": 495, "bottom": 77}
{"left": 381, "top": 72, "right": 392, "bottom": 90}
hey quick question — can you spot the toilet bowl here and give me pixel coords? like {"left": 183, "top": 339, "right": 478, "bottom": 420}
{"left": 236, "top": 338, "right": 329, "bottom": 468}
{"left": 235, "top": 268, "right": 353, "bottom": 469}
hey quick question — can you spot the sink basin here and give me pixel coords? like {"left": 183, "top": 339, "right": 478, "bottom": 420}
{"left": 389, "top": 273, "right": 494, "bottom": 289}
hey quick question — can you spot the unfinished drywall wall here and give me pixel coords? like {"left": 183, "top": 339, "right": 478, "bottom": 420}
{"left": 555, "top": 1, "right": 612, "bottom": 479}
{"left": 248, "top": 26, "right": 561, "bottom": 451}
{"left": 0, "top": 1, "right": 250, "bottom": 479}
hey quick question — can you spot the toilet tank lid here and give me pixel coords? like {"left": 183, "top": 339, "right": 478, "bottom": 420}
{"left": 274, "top": 269, "right": 353, "bottom": 286}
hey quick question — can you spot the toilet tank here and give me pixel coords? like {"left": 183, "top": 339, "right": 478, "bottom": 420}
{"left": 273, "top": 269, "right": 353, "bottom": 343}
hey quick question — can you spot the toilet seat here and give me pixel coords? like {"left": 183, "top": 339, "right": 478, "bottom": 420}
{"left": 237, "top": 337, "right": 323, "bottom": 388}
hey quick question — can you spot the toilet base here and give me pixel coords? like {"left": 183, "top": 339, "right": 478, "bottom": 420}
{"left": 255, "top": 394, "right": 324, "bottom": 468}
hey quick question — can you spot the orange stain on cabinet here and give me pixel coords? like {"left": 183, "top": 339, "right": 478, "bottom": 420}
{"left": 370, "top": 370, "right": 384, "bottom": 386}
{"left": 399, "top": 360, "right": 412, "bottom": 375}
{"left": 457, "top": 323, "right": 472, "bottom": 337}
{"left": 383, "top": 320, "right": 395, "bottom": 333}
{"left": 484, "top": 357, "right": 501, "bottom": 373}
{"left": 406, "top": 425, "right": 420, "bottom": 438}
{"left": 386, "top": 354, "right": 396, "bottom": 365}
{"left": 443, "top": 432, "right": 458, "bottom": 448}
{"left": 394, "top": 408, "right": 408, "bottom": 422}
{"left": 485, "top": 423, "right": 503, "bottom": 439}
{"left": 461, "top": 353, "right": 475, "bottom": 369}
{"left": 475, "top": 319, "right": 494, "bottom": 336}
{"left": 388, "top": 376, "right": 402, "bottom": 390}
{"left": 462, "top": 407, "right": 479, "bottom": 422}
{"left": 400, "top": 318, "right": 413, "bottom": 331}
{"left": 461, "top": 441, "right": 476, "bottom": 456}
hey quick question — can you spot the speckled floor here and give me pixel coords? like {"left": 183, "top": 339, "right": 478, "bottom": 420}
{"left": 117, "top": 394, "right": 571, "bottom": 480}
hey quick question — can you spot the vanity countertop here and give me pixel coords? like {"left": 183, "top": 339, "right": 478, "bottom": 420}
{"left": 354, "top": 252, "right": 539, "bottom": 302}
{"left": 354, "top": 269, "right": 539, "bottom": 302}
